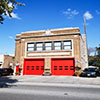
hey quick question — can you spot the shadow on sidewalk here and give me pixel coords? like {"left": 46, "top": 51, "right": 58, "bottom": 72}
{"left": 0, "top": 76, "right": 18, "bottom": 88}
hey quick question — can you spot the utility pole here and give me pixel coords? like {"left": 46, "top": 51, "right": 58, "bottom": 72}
{"left": 84, "top": 17, "right": 86, "bottom": 34}
{"left": 84, "top": 17, "right": 89, "bottom": 68}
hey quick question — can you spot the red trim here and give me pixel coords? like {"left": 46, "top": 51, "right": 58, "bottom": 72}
{"left": 24, "top": 58, "right": 44, "bottom": 60}
{"left": 51, "top": 57, "right": 75, "bottom": 60}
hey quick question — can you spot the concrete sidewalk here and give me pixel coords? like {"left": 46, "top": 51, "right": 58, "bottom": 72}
{"left": 7, "top": 75, "right": 100, "bottom": 85}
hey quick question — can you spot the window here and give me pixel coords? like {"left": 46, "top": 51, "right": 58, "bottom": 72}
{"left": 54, "top": 66, "right": 57, "bottom": 70}
{"left": 36, "top": 66, "right": 39, "bottom": 70}
{"left": 45, "top": 42, "right": 52, "bottom": 51}
{"left": 70, "top": 66, "right": 74, "bottom": 70}
{"left": 27, "top": 40, "right": 72, "bottom": 52}
{"left": 65, "top": 66, "right": 68, "bottom": 70}
{"left": 27, "top": 43, "right": 34, "bottom": 51}
{"left": 54, "top": 41, "right": 61, "bottom": 50}
{"left": 63, "top": 40, "right": 72, "bottom": 50}
{"left": 27, "top": 66, "right": 29, "bottom": 70}
{"left": 32, "top": 66, "right": 34, "bottom": 70}
{"left": 41, "top": 66, "right": 44, "bottom": 70}
{"left": 70, "top": 69, "right": 74, "bottom": 70}
{"left": 36, "top": 43, "right": 43, "bottom": 51}
{"left": 59, "top": 66, "right": 62, "bottom": 70}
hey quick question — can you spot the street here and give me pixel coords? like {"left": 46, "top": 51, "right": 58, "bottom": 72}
{"left": 0, "top": 83, "right": 100, "bottom": 100}
{"left": 0, "top": 76, "right": 100, "bottom": 100}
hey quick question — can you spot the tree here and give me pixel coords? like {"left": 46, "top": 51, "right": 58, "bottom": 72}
{"left": 95, "top": 44, "right": 100, "bottom": 67}
{"left": 88, "top": 55, "right": 96, "bottom": 66}
{"left": 88, "top": 47, "right": 96, "bottom": 66}
{"left": 88, "top": 44, "right": 100, "bottom": 68}
{"left": 0, "top": 0, "right": 24, "bottom": 24}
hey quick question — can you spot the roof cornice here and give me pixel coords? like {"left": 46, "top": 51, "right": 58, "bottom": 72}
{"left": 20, "top": 27, "right": 79, "bottom": 34}
{"left": 15, "top": 32, "right": 81, "bottom": 41}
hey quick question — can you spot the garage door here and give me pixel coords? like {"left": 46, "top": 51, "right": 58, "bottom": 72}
{"left": 23, "top": 58, "right": 44, "bottom": 75}
{"left": 51, "top": 58, "right": 75, "bottom": 75}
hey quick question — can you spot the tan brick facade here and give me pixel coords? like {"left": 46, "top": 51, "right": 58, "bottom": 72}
{"left": 15, "top": 27, "right": 84, "bottom": 75}
{"left": 0, "top": 55, "right": 14, "bottom": 69}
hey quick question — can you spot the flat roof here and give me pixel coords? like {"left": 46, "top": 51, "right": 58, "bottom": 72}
{"left": 20, "top": 27, "right": 79, "bottom": 34}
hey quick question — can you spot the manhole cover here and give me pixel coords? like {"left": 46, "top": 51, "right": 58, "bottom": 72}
{"left": 64, "top": 93, "right": 68, "bottom": 95}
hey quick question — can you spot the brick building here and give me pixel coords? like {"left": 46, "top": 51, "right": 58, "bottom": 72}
{"left": 15, "top": 27, "right": 88, "bottom": 75}
{"left": 0, "top": 54, "right": 14, "bottom": 69}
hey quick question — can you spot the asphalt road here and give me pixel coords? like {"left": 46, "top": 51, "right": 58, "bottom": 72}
{"left": 0, "top": 85, "right": 100, "bottom": 100}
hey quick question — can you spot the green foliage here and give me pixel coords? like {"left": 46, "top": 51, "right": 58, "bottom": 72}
{"left": 12, "top": 56, "right": 15, "bottom": 60}
{"left": 95, "top": 44, "right": 100, "bottom": 67}
{"left": 0, "top": 0, "right": 24, "bottom": 24}
{"left": 74, "top": 66, "right": 82, "bottom": 76}
{"left": 88, "top": 44, "right": 100, "bottom": 67}
{"left": 15, "top": 71, "right": 20, "bottom": 75}
{"left": 19, "top": 67, "right": 22, "bottom": 73}
{"left": 75, "top": 66, "right": 81, "bottom": 71}
{"left": 74, "top": 70, "right": 82, "bottom": 76}
{"left": 88, "top": 56, "right": 96, "bottom": 66}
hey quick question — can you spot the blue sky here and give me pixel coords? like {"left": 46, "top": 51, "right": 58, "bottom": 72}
{"left": 0, "top": 0, "right": 100, "bottom": 55}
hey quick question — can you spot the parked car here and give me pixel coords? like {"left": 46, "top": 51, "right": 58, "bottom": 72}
{"left": 0, "top": 68, "right": 14, "bottom": 77}
{"left": 7, "top": 68, "right": 14, "bottom": 75}
{"left": 81, "top": 68, "right": 99, "bottom": 77}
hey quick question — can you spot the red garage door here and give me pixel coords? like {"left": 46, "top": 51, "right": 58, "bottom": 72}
{"left": 51, "top": 58, "right": 75, "bottom": 75}
{"left": 23, "top": 58, "right": 44, "bottom": 75}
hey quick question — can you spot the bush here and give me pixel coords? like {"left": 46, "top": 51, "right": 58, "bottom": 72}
{"left": 15, "top": 71, "right": 20, "bottom": 75}
{"left": 74, "top": 66, "right": 82, "bottom": 77}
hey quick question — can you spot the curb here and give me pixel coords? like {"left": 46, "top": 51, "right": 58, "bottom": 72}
{"left": 7, "top": 82, "right": 100, "bottom": 88}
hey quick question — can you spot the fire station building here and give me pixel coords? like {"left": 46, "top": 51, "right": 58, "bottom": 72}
{"left": 15, "top": 27, "right": 88, "bottom": 76}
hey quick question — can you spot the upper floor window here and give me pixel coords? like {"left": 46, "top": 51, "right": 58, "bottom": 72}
{"left": 27, "top": 40, "right": 72, "bottom": 52}
{"left": 54, "top": 41, "right": 61, "bottom": 50}
{"left": 27, "top": 43, "right": 34, "bottom": 51}
{"left": 63, "top": 40, "right": 72, "bottom": 50}
{"left": 45, "top": 42, "right": 52, "bottom": 51}
{"left": 36, "top": 42, "right": 43, "bottom": 51}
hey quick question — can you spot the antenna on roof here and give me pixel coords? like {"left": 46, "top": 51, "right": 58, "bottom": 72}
{"left": 84, "top": 17, "right": 86, "bottom": 34}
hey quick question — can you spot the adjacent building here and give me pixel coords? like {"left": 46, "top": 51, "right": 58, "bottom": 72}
{"left": 15, "top": 27, "right": 88, "bottom": 75}
{"left": 0, "top": 54, "right": 14, "bottom": 69}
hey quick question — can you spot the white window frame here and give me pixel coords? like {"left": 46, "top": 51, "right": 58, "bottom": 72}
{"left": 27, "top": 43, "right": 34, "bottom": 51}
{"left": 54, "top": 41, "right": 61, "bottom": 50}
{"left": 63, "top": 40, "right": 72, "bottom": 50}
{"left": 36, "top": 42, "right": 43, "bottom": 51}
{"left": 26, "top": 40, "right": 72, "bottom": 52}
{"left": 45, "top": 42, "right": 52, "bottom": 51}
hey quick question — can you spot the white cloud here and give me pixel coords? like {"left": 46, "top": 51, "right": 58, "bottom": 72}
{"left": 9, "top": 54, "right": 14, "bottom": 56}
{"left": 67, "top": 8, "right": 71, "bottom": 11}
{"left": 63, "top": 8, "right": 79, "bottom": 19}
{"left": 10, "top": 12, "right": 21, "bottom": 19}
{"left": 72, "top": 10, "right": 79, "bottom": 15}
{"left": 9, "top": 36, "right": 13, "bottom": 39}
{"left": 5, "top": 11, "right": 21, "bottom": 20}
{"left": 83, "top": 11, "right": 93, "bottom": 20}
{"left": 96, "top": 10, "right": 100, "bottom": 14}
